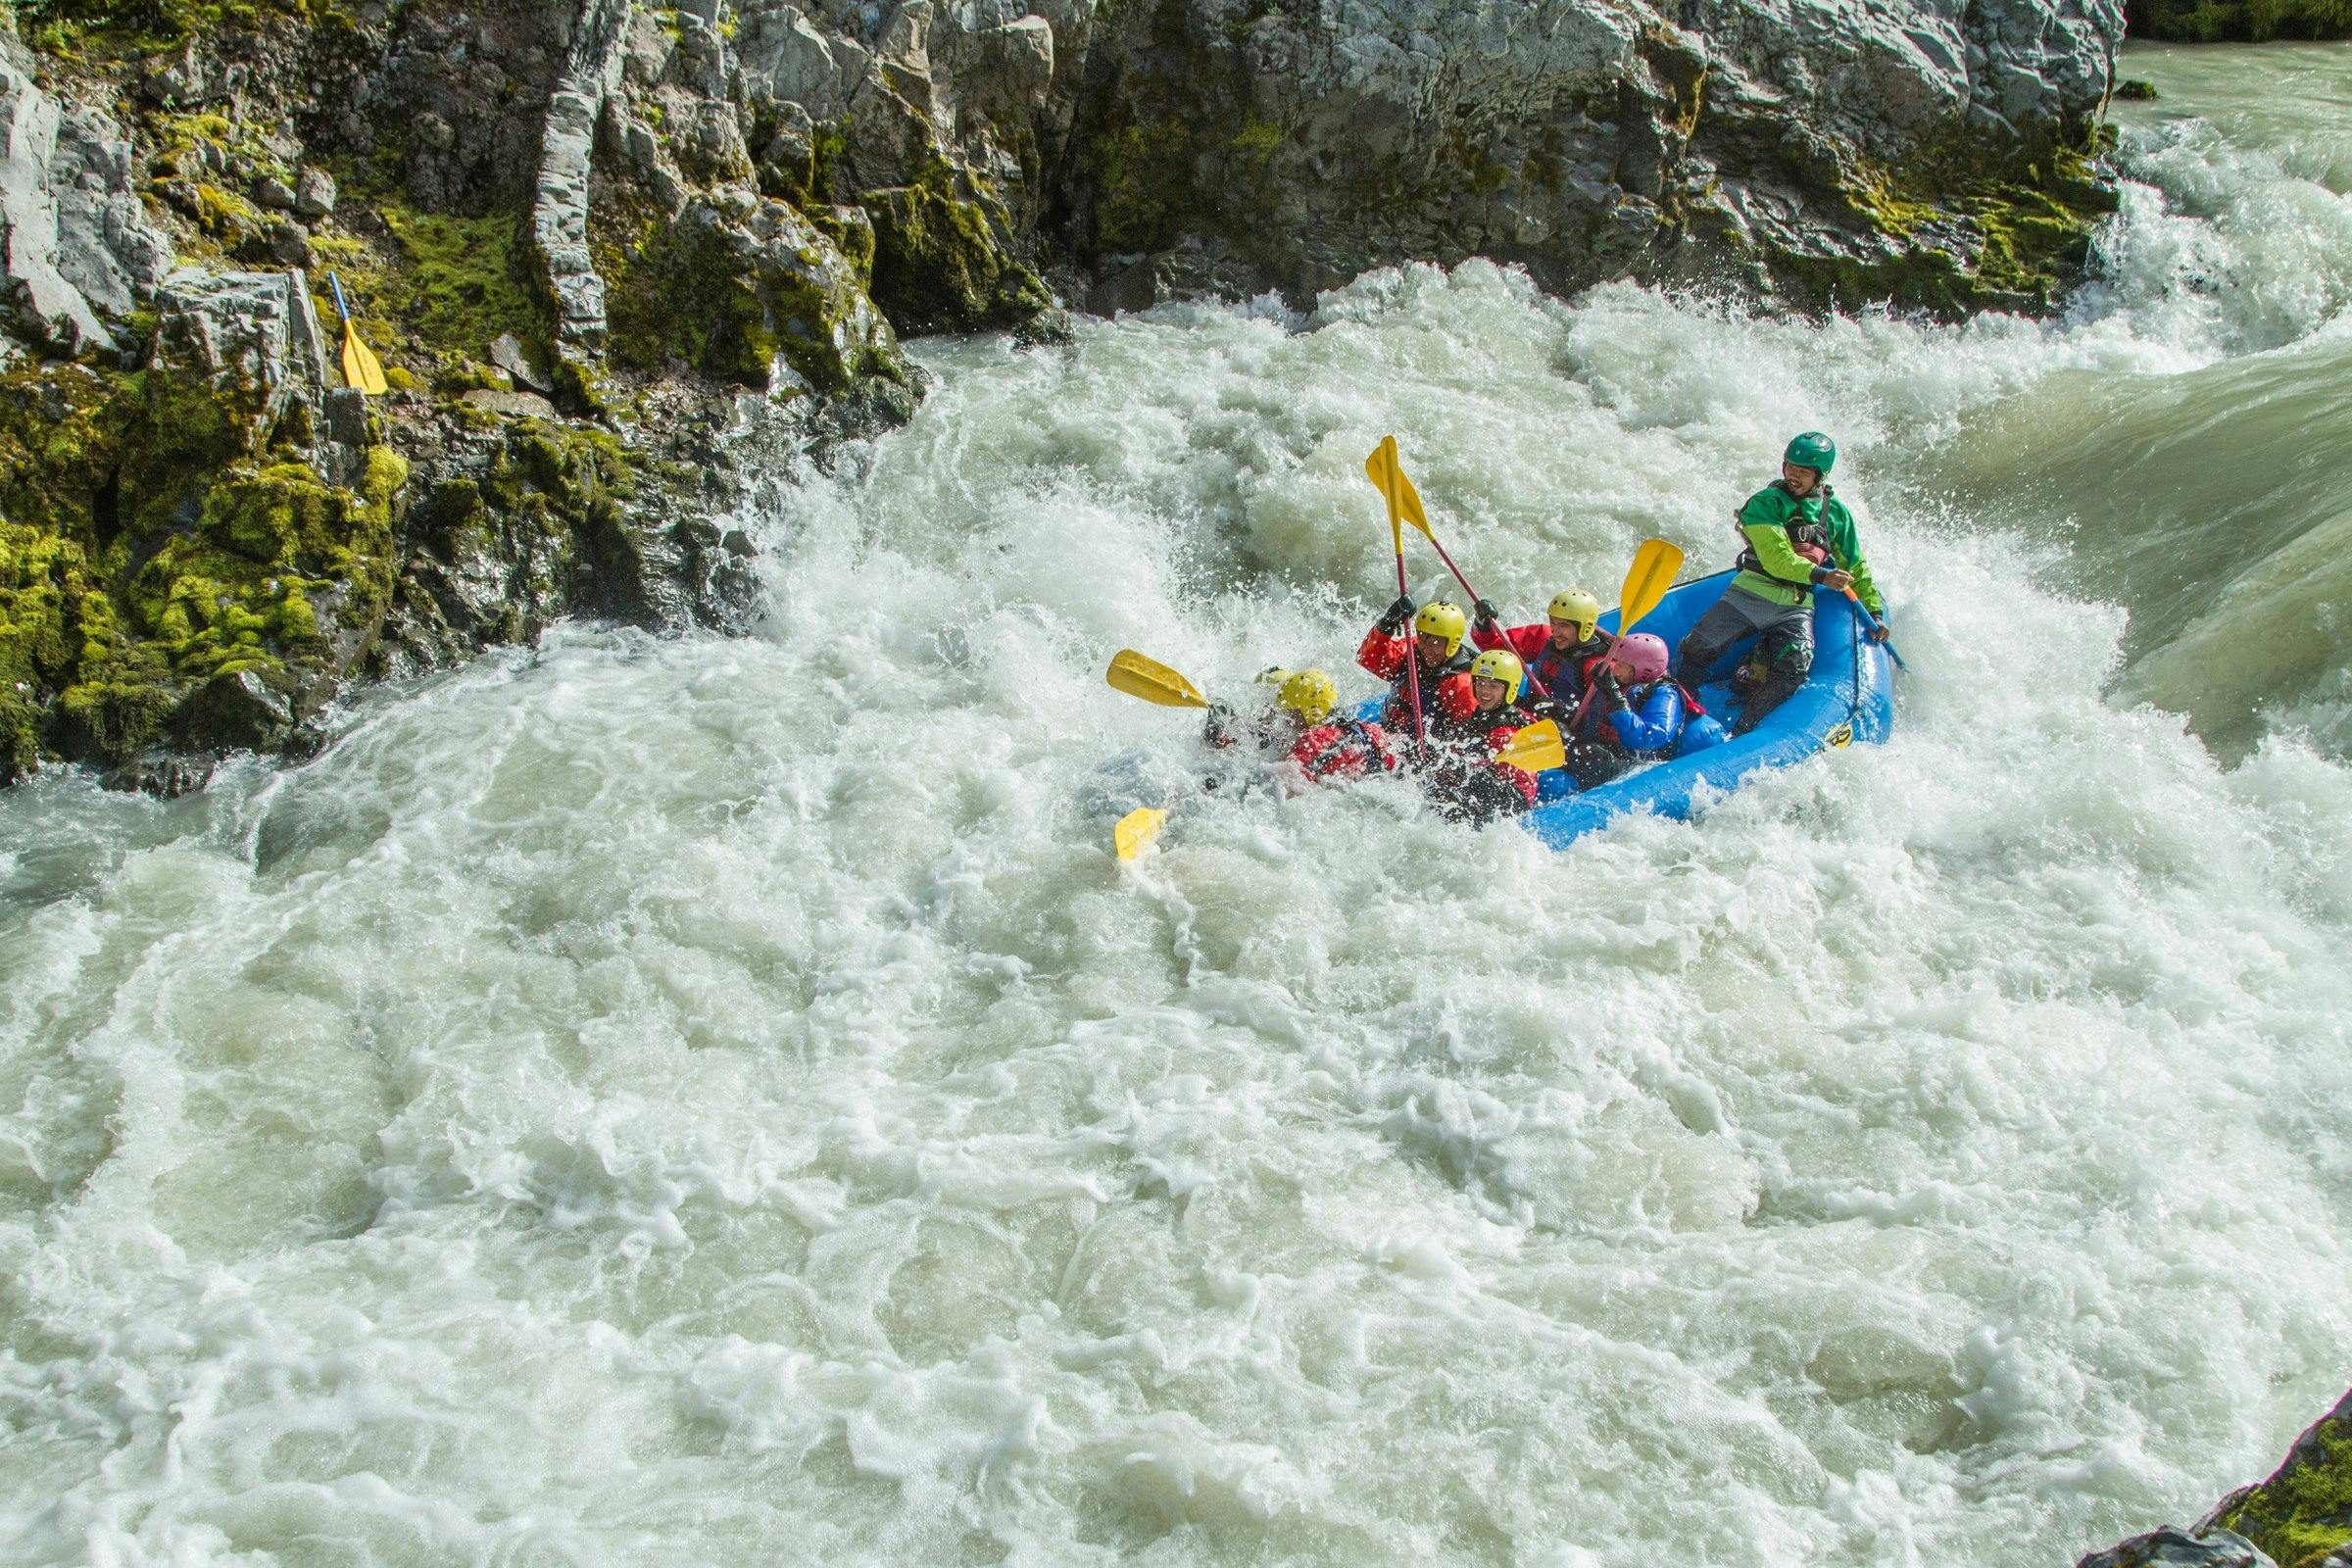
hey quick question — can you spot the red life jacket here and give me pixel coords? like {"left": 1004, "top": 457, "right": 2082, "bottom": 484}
{"left": 1289, "top": 718, "right": 1396, "bottom": 782}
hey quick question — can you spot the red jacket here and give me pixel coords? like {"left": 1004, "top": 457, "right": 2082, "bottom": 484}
{"left": 1430, "top": 689, "right": 1539, "bottom": 805}
{"left": 1357, "top": 625, "right": 1474, "bottom": 728}
{"left": 1287, "top": 718, "right": 1396, "bottom": 783}
{"left": 1472, "top": 620, "right": 1611, "bottom": 710}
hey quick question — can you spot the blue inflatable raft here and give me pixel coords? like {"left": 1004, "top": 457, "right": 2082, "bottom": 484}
{"left": 1367, "top": 570, "right": 1896, "bottom": 846}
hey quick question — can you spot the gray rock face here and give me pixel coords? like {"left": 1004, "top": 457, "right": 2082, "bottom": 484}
{"left": 0, "top": 36, "right": 174, "bottom": 354}
{"left": 1054, "top": 0, "right": 2126, "bottom": 309}
{"left": 2076, "top": 1528, "right": 2278, "bottom": 1568}
{"left": 294, "top": 168, "right": 337, "bottom": 218}
{"left": 532, "top": 0, "right": 637, "bottom": 351}
{"left": 150, "top": 267, "right": 330, "bottom": 452}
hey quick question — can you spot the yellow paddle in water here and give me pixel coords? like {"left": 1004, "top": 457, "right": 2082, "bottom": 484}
{"left": 1114, "top": 807, "right": 1168, "bottom": 861}
{"left": 1102, "top": 652, "right": 1205, "bottom": 858}
{"left": 1494, "top": 718, "right": 1566, "bottom": 774}
{"left": 1569, "top": 539, "right": 1687, "bottom": 734}
{"left": 1106, "top": 649, "right": 1210, "bottom": 710}
{"left": 325, "top": 271, "right": 388, "bottom": 396}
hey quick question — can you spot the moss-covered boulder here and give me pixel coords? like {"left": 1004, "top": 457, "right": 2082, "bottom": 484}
{"left": 865, "top": 176, "right": 1052, "bottom": 336}
{"left": 0, "top": 342, "right": 406, "bottom": 780}
{"left": 2210, "top": 1391, "right": 2352, "bottom": 1568}
{"left": 600, "top": 193, "right": 911, "bottom": 394}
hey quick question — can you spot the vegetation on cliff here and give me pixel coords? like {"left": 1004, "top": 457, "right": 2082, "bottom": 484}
{"left": 2212, "top": 1395, "right": 2352, "bottom": 1568}
{"left": 2130, "top": 0, "right": 2352, "bottom": 41}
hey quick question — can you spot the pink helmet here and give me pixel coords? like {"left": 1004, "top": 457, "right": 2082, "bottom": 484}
{"left": 1613, "top": 633, "right": 1670, "bottom": 683}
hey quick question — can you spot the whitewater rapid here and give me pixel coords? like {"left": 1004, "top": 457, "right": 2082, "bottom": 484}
{"left": 3, "top": 41, "right": 2350, "bottom": 1568}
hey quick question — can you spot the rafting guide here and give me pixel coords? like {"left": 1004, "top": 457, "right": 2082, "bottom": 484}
{"left": 1103, "top": 430, "right": 1899, "bottom": 857}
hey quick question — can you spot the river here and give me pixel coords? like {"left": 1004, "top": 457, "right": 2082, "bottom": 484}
{"left": 2, "top": 40, "right": 2348, "bottom": 1568}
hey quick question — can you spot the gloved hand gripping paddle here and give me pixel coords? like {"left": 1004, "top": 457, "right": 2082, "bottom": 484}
{"left": 1842, "top": 589, "right": 1906, "bottom": 670}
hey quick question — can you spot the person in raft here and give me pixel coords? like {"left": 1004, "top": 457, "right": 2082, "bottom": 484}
{"left": 1420, "top": 648, "right": 1541, "bottom": 824}
{"left": 1359, "top": 597, "right": 1477, "bottom": 729}
{"left": 1203, "top": 667, "right": 1397, "bottom": 785}
{"left": 1590, "top": 633, "right": 1727, "bottom": 768}
{"left": 1673, "top": 430, "right": 1890, "bottom": 734}
{"left": 1470, "top": 587, "right": 1611, "bottom": 718}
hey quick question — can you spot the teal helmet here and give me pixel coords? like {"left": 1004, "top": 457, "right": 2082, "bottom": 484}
{"left": 1784, "top": 431, "right": 1837, "bottom": 475}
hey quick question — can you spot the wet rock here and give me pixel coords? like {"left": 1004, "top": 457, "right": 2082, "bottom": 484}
{"left": 102, "top": 748, "right": 217, "bottom": 798}
{"left": 720, "top": 528, "right": 756, "bottom": 558}
{"left": 1059, "top": 0, "right": 2126, "bottom": 314}
{"left": 1086, "top": 255, "right": 1163, "bottom": 318}
{"left": 171, "top": 667, "right": 294, "bottom": 753}
{"left": 1013, "top": 306, "right": 1077, "bottom": 348}
{"left": 2197, "top": 1389, "right": 2352, "bottom": 1568}
{"left": 2076, "top": 1529, "right": 2278, "bottom": 1568}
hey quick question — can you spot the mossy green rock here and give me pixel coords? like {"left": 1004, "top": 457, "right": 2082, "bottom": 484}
{"left": 601, "top": 196, "right": 910, "bottom": 393}
{"left": 2215, "top": 1392, "right": 2352, "bottom": 1568}
{"left": 865, "top": 180, "right": 1052, "bottom": 336}
{"left": 0, "top": 354, "right": 407, "bottom": 778}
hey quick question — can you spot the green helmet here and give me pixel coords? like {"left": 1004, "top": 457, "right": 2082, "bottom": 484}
{"left": 1784, "top": 431, "right": 1837, "bottom": 476}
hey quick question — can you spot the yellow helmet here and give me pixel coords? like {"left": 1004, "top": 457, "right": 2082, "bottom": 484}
{"left": 1276, "top": 668, "right": 1337, "bottom": 724}
{"left": 1469, "top": 648, "right": 1524, "bottom": 693}
{"left": 1548, "top": 589, "right": 1601, "bottom": 639}
{"left": 1413, "top": 601, "right": 1467, "bottom": 658}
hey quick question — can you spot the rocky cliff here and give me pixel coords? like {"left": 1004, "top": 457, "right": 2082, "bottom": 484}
{"left": 2, "top": 0, "right": 2126, "bottom": 787}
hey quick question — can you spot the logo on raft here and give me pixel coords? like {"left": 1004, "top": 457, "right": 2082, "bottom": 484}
{"left": 1823, "top": 722, "right": 1855, "bottom": 750}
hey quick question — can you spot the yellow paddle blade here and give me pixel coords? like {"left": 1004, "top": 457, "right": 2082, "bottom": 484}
{"left": 1617, "top": 538, "right": 1685, "bottom": 634}
{"left": 1494, "top": 718, "right": 1565, "bottom": 775}
{"left": 1363, "top": 436, "right": 1433, "bottom": 542}
{"left": 1115, "top": 807, "right": 1168, "bottom": 861}
{"left": 340, "top": 322, "right": 388, "bottom": 396}
{"left": 1106, "top": 649, "right": 1210, "bottom": 710}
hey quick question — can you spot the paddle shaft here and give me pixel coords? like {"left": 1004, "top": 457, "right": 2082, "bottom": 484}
{"left": 1392, "top": 548, "right": 1427, "bottom": 751}
{"left": 1843, "top": 589, "right": 1906, "bottom": 669}
{"left": 328, "top": 270, "right": 352, "bottom": 322}
{"left": 1427, "top": 539, "right": 1555, "bottom": 705}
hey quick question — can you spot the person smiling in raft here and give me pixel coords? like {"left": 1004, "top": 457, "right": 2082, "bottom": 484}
{"left": 1673, "top": 430, "right": 1891, "bottom": 734}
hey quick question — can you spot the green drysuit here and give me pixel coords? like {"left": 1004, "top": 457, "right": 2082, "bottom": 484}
{"left": 1730, "top": 484, "right": 1885, "bottom": 614}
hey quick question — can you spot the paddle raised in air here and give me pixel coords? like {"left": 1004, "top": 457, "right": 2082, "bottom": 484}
{"left": 1363, "top": 437, "right": 1432, "bottom": 747}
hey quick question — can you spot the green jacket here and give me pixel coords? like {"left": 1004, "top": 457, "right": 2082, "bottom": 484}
{"left": 1731, "top": 483, "right": 1885, "bottom": 614}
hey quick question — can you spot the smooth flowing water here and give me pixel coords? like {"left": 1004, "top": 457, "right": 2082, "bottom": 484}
{"left": 4, "top": 42, "right": 2349, "bottom": 1568}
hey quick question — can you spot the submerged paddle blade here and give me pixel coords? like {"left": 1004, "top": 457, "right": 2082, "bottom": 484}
{"left": 1115, "top": 807, "right": 1168, "bottom": 861}
{"left": 1495, "top": 719, "right": 1566, "bottom": 775}
{"left": 341, "top": 325, "right": 388, "bottom": 397}
{"left": 1618, "top": 538, "right": 1684, "bottom": 633}
{"left": 1363, "top": 436, "right": 1433, "bottom": 542}
{"left": 1106, "top": 649, "right": 1210, "bottom": 710}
